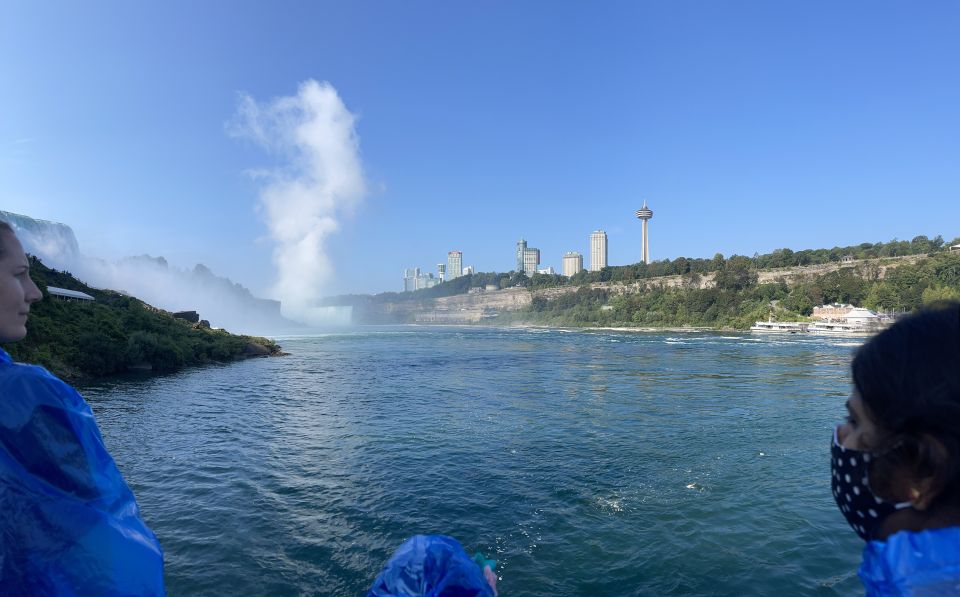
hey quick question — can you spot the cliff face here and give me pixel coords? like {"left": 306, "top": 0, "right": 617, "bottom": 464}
{"left": 354, "top": 254, "right": 927, "bottom": 324}
{"left": 356, "top": 287, "right": 532, "bottom": 323}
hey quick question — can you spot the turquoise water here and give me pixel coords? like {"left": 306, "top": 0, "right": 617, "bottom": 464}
{"left": 79, "top": 327, "right": 866, "bottom": 595}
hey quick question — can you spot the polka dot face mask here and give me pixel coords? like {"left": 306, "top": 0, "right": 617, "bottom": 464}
{"left": 831, "top": 426, "right": 911, "bottom": 541}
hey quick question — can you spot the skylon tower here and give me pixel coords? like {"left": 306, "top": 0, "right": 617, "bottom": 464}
{"left": 635, "top": 201, "right": 653, "bottom": 264}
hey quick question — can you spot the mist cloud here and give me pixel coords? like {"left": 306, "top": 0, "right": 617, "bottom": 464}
{"left": 2, "top": 208, "right": 309, "bottom": 335}
{"left": 231, "top": 80, "right": 367, "bottom": 325}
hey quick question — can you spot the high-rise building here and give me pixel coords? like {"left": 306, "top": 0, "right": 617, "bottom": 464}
{"left": 447, "top": 251, "right": 462, "bottom": 281}
{"left": 516, "top": 239, "right": 527, "bottom": 272}
{"left": 590, "top": 230, "right": 608, "bottom": 271}
{"left": 563, "top": 252, "right": 583, "bottom": 277}
{"left": 403, "top": 267, "right": 420, "bottom": 292}
{"left": 418, "top": 273, "right": 439, "bottom": 290}
{"left": 523, "top": 247, "right": 540, "bottom": 276}
{"left": 437, "top": 263, "right": 446, "bottom": 282}
{"left": 635, "top": 201, "right": 654, "bottom": 264}
{"left": 403, "top": 267, "right": 440, "bottom": 291}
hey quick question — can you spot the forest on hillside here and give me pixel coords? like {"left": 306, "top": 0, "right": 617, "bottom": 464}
{"left": 519, "top": 250, "right": 960, "bottom": 328}
{"left": 2, "top": 257, "right": 282, "bottom": 380}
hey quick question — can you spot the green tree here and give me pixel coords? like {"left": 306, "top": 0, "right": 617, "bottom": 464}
{"left": 714, "top": 256, "right": 757, "bottom": 291}
{"left": 922, "top": 285, "right": 960, "bottom": 305}
{"left": 864, "top": 283, "right": 900, "bottom": 312}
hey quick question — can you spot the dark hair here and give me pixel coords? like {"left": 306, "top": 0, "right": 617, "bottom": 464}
{"left": 853, "top": 303, "right": 960, "bottom": 504}
{"left": 0, "top": 220, "right": 12, "bottom": 256}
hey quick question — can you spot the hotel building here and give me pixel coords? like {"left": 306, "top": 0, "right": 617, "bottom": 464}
{"left": 590, "top": 230, "right": 608, "bottom": 271}
{"left": 563, "top": 252, "right": 583, "bottom": 277}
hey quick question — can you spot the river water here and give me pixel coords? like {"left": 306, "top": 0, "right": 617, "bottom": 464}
{"left": 78, "top": 327, "right": 866, "bottom": 595}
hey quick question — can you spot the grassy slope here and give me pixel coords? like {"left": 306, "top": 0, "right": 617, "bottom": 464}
{"left": 2, "top": 257, "right": 282, "bottom": 380}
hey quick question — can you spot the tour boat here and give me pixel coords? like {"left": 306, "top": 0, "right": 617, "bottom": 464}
{"left": 749, "top": 321, "right": 809, "bottom": 333}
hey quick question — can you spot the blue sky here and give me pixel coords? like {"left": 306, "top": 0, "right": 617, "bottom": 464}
{"left": 1, "top": 1, "right": 958, "bottom": 298}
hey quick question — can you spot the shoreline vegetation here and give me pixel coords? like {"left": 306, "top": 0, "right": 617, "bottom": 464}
{"left": 3, "top": 257, "right": 284, "bottom": 381}
{"left": 328, "top": 235, "right": 960, "bottom": 329}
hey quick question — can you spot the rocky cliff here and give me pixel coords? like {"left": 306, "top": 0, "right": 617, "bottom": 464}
{"left": 354, "top": 254, "right": 926, "bottom": 324}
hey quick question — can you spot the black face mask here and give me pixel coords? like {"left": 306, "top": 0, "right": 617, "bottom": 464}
{"left": 831, "top": 426, "right": 911, "bottom": 541}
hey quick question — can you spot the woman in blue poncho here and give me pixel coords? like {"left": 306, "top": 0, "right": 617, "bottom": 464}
{"left": 832, "top": 303, "right": 960, "bottom": 594}
{"left": 0, "top": 221, "right": 165, "bottom": 594}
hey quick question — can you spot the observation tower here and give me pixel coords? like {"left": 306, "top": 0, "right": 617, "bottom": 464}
{"left": 635, "top": 201, "right": 653, "bottom": 264}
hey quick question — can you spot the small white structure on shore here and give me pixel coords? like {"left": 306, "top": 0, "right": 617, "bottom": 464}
{"left": 951, "top": 244, "right": 960, "bottom": 253}
{"left": 47, "top": 286, "right": 95, "bottom": 302}
{"left": 843, "top": 307, "right": 880, "bottom": 326}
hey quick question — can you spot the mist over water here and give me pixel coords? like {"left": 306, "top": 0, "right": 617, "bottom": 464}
{"left": 231, "top": 80, "right": 368, "bottom": 326}
{"left": 3, "top": 81, "right": 367, "bottom": 334}
{"left": 8, "top": 221, "right": 310, "bottom": 335}
{"left": 82, "top": 328, "right": 865, "bottom": 596}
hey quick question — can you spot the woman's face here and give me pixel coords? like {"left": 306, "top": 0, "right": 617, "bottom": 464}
{"left": 0, "top": 230, "right": 43, "bottom": 343}
{"left": 837, "top": 390, "right": 884, "bottom": 451}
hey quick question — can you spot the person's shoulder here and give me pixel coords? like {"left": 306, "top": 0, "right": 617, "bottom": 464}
{"left": 0, "top": 361, "right": 81, "bottom": 404}
{"left": 861, "top": 526, "right": 960, "bottom": 593}
{"left": 0, "top": 360, "right": 65, "bottom": 384}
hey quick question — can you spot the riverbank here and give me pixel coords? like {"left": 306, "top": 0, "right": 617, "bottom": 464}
{"left": 336, "top": 249, "right": 960, "bottom": 329}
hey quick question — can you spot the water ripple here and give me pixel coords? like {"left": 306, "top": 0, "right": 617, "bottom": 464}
{"left": 80, "top": 328, "right": 864, "bottom": 596}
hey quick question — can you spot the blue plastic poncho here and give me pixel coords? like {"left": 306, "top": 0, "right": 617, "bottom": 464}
{"left": 0, "top": 348, "right": 165, "bottom": 595}
{"left": 367, "top": 535, "right": 495, "bottom": 597}
{"left": 860, "top": 526, "right": 960, "bottom": 595}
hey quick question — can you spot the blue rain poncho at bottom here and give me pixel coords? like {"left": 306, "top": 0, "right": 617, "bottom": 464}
{"left": 0, "top": 348, "right": 165, "bottom": 595}
{"left": 367, "top": 535, "right": 495, "bottom": 597}
{"left": 860, "top": 526, "right": 960, "bottom": 595}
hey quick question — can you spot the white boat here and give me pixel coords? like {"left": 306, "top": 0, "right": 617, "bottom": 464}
{"left": 808, "top": 308, "right": 888, "bottom": 336}
{"left": 807, "top": 321, "right": 871, "bottom": 335}
{"left": 750, "top": 321, "right": 809, "bottom": 333}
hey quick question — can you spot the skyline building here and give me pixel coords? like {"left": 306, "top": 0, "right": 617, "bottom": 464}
{"left": 403, "top": 267, "right": 420, "bottom": 292}
{"left": 447, "top": 251, "right": 462, "bottom": 281}
{"left": 437, "top": 263, "right": 445, "bottom": 282}
{"left": 635, "top": 200, "right": 654, "bottom": 264}
{"left": 563, "top": 251, "right": 583, "bottom": 277}
{"left": 402, "top": 267, "right": 440, "bottom": 292}
{"left": 516, "top": 238, "right": 527, "bottom": 272}
{"left": 590, "top": 230, "right": 608, "bottom": 271}
{"left": 523, "top": 247, "right": 540, "bottom": 276}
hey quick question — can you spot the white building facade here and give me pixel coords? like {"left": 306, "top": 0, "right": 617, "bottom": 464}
{"left": 523, "top": 248, "right": 540, "bottom": 276}
{"left": 590, "top": 230, "right": 608, "bottom": 271}
{"left": 447, "top": 251, "right": 462, "bottom": 281}
{"left": 563, "top": 252, "right": 583, "bottom": 277}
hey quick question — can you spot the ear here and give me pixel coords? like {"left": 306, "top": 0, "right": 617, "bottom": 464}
{"left": 903, "top": 434, "right": 950, "bottom": 512}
